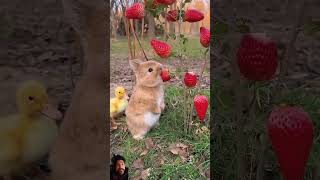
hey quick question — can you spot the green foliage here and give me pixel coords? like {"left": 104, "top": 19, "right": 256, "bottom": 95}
{"left": 303, "top": 20, "right": 320, "bottom": 36}
{"left": 0, "top": 15, "right": 14, "bottom": 40}
{"left": 145, "top": 0, "right": 168, "bottom": 19}
{"left": 212, "top": 19, "right": 228, "bottom": 42}
{"left": 235, "top": 17, "right": 251, "bottom": 33}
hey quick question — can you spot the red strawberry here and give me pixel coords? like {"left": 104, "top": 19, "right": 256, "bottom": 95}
{"left": 200, "top": 27, "right": 210, "bottom": 47}
{"left": 160, "top": 69, "right": 170, "bottom": 82}
{"left": 125, "top": 3, "right": 145, "bottom": 19}
{"left": 267, "top": 106, "right": 313, "bottom": 180}
{"left": 194, "top": 95, "right": 209, "bottom": 122}
{"left": 166, "top": 10, "right": 177, "bottom": 22}
{"left": 150, "top": 39, "right": 171, "bottom": 58}
{"left": 237, "top": 33, "right": 278, "bottom": 81}
{"left": 184, "top": 9, "right": 204, "bottom": 22}
{"left": 184, "top": 72, "right": 197, "bottom": 87}
{"left": 157, "top": 0, "right": 176, "bottom": 5}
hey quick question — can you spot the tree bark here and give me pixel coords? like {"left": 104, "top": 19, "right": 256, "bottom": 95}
{"left": 48, "top": 0, "right": 108, "bottom": 180}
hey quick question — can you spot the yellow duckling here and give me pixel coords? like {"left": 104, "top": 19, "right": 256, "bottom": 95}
{"left": 0, "top": 80, "right": 61, "bottom": 179}
{"left": 110, "top": 86, "right": 129, "bottom": 130}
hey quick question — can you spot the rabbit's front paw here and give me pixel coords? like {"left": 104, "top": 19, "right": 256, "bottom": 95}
{"left": 153, "top": 106, "right": 162, "bottom": 114}
{"left": 133, "top": 134, "right": 145, "bottom": 140}
{"left": 160, "top": 102, "right": 165, "bottom": 111}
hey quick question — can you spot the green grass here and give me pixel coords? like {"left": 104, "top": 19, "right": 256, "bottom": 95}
{"left": 110, "top": 36, "right": 205, "bottom": 59}
{"left": 111, "top": 85, "right": 210, "bottom": 179}
{"left": 212, "top": 79, "right": 320, "bottom": 180}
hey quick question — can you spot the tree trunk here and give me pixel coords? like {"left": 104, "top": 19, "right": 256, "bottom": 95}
{"left": 48, "top": 0, "right": 108, "bottom": 180}
{"left": 147, "top": 11, "right": 155, "bottom": 39}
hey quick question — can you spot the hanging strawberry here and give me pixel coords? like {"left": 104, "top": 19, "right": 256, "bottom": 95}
{"left": 267, "top": 106, "right": 313, "bottom": 180}
{"left": 237, "top": 33, "right": 278, "bottom": 81}
{"left": 184, "top": 9, "right": 204, "bottom": 22}
{"left": 200, "top": 27, "right": 210, "bottom": 48}
{"left": 125, "top": 3, "right": 145, "bottom": 19}
{"left": 150, "top": 39, "right": 172, "bottom": 58}
{"left": 184, "top": 72, "right": 197, "bottom": 87}
{"left": 194, "top": 95, "right": 209, "bottom": 122}
{"left": 157, "top": 0, "right": 176, "bottom": 5}
{"left": 160, "top": 69, "right": 170, "bottom": 82}
{"left": 166, "top": 10, "right": 178, "bottom": 22}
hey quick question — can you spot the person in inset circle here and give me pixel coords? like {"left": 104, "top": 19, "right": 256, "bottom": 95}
{"left": 110, "top": 154, "right": 129, "bottom": 180}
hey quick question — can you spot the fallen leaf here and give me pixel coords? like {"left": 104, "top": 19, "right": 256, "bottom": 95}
{"left": 133, "top": 158, "right": 144, "bottom": 169}
{"left": 176, "top": 143, "right": 188, "bottom": 149}
{"left": 178, "top": 149, "right": 189, "bottom": 162}
{"left": 140, "top": 150, "right": 148, "bottom": 156}
{"left": 205, "top": 169, "right": 210, "bottom": 179}
{"left": 168, "top": 143, "right": 190, "bottom": 163}
{"left": 168, "top": 144, "right": 180, "bottom": 155}
{"left": 133, "top": 168, "right": 150, "bottom": 180}
{"left": 140, "top": 168, "right": 151, "bottom": 179}
{"left": 160, "top": 158, "right": 165, "bottom": 165}
{"left": 145, "top": 138, "right": 155, "bottom": 149}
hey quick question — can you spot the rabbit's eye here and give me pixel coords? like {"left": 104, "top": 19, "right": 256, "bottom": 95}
{"left": 148, "top": 68, "right": 153, "bottom": 72}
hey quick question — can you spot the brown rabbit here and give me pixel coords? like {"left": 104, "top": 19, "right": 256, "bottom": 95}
{"left": 125, "top": 59, "right": 165, "bottom": 140}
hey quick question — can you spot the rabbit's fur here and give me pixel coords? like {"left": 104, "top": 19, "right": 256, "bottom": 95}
{"left": 125, "top": 59, "right": 165, "bottom": 140}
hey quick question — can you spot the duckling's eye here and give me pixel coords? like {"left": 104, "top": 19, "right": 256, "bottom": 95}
{"left": 118, "top": 92, "right": 121, "bottom": 94}
{"left": 148, "top": 68, "right": 153, "bottom": 72}
{"left": 28, "top": 96, "right": 34, "bottom": 101}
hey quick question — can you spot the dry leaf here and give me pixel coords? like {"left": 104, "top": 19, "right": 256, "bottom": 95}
{"left": 140, "top": 150, "right": 148, "bottom": 156}
{"left": 178, "top": 149, "right": 189, "bottom": 162}
{"left": 168, "top": 143, "right": 190, "bottom": 162}
{"left": 168, "top": 144, "right": 180, "bottom": 155}
{"left": 140, "top": 168, "right": 151, "bottom": 179}
{"left": 160, "top": 158, "right": 165, "bottom": 165}
{"left": 176, "top": 143, "right": 188, "bottom": 149}
{"left": 133, "top": 168, "right": 150, "bottom": 180}
{"left": 133, "top": 158, "right": 144, "bottom": 169}
{"left": 145, "top": 138, "right": 155, "bottom": 149}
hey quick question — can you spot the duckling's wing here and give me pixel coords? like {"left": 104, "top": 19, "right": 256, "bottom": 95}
{"left": 0, "top": 115, "right": 22, "bottom": 174}
{"left": 117, "top": 99, "right": 128, "bottom": 113}
{"left": 110, "top": 98, "right": 118, "bottom": 114}
{"left": 22, "top": 115, "right": 58, "bottom": 162}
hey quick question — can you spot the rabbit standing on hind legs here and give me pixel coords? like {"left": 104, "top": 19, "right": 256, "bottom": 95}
{"left": 125, "top": 59, "right": 165, "bottom": 140}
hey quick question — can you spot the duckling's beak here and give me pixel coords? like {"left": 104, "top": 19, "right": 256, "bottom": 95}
{"left": 41, "top": 104, "right": 63, "bottom": 121}
{"left": 124, "top": 93, "right": 129, "bottom": 100}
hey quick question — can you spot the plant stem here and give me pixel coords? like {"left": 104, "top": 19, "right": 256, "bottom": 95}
{"left": 281, "top": 0, "right": 306, "bottom": 77}
{"left": 194, "top": 48, "right": 209, "bottom": 95}
{"left": 141, "top": 17, "right": 144, "bottom": 49}
{"left": 130, "top": 19, "right": 149, "bottom": 61}
{"left": 121, "top": 0, "right": 133, "bottom": 59}
{"left": 256, "top": 134, "right": 267, "bottom": 180}
{"left": 130, "top": 19, "right": 136, "bottom": 58}
{"left": 229, "top": 33, "right": 246, "bottom": 179}
{"left": 184, "top": 87, "right": 188, "bottom": 134}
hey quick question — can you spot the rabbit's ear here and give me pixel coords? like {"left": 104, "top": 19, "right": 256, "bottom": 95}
{"left": 130, "top": 59, "right": 143, "bottom": 72}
